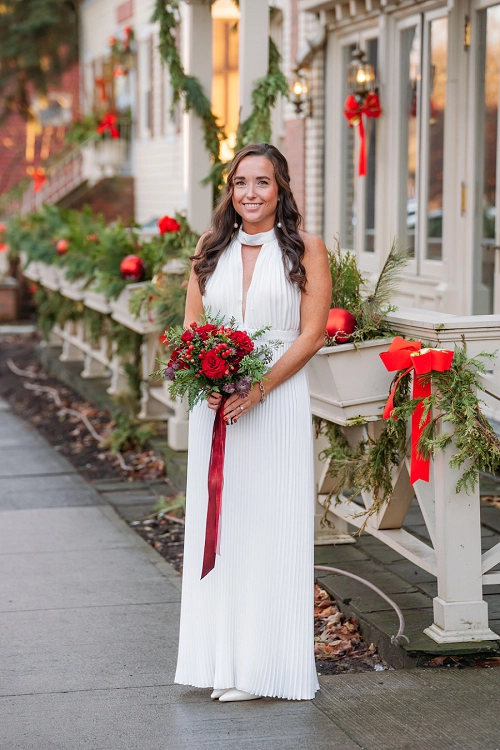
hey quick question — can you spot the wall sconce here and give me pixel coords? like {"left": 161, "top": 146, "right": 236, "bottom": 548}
{"left": 347, "top": 48, "right": 376, "bottom": 99}
{"left": 289, "top": 68, "right": 311, "bottom": 116}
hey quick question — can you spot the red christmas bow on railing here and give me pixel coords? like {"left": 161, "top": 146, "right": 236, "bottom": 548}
{"left": 343, "top": 92, "right": 382, "bottom": 177}
{"left": 96, "top": 112, "right": 120, "bottom": 139}
{"left": 380, "top": 337, "right": 453, "bottom": 484}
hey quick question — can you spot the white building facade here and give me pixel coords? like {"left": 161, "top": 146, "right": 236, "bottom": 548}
{"left": 79, "top": 0, "right": 500, "bottom": 317}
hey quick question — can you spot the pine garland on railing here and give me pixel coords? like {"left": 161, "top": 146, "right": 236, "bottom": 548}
{"left": 317, "top": 341, "right": 500, "bottom": 527}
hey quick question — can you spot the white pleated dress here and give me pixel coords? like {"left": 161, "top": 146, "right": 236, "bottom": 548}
{"left": 174, "top": 227, "right": 319, "bottom": 700}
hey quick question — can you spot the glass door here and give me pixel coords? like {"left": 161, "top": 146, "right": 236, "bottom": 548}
{"left": 474, "top": 4, "right": 500, "bottom": 314}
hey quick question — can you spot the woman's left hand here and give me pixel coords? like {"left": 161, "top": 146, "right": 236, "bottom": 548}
{"left": 223, "top": 383, "right": 262, "bottom": 424}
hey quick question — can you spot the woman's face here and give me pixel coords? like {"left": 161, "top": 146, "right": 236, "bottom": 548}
{"left": 231, "top": 155, "right": 279, "bottom": 230}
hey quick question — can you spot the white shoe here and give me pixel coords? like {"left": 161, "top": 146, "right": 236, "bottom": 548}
{"left": 211, "top": 688, "right": 232, "bottom": 699}
{"left": 218, "top": 689, "right": 262, "bottom": 702}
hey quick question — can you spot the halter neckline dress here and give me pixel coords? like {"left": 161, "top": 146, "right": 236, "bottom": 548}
{"left": 174, "top": 227, "right": 319, "bottom": 700}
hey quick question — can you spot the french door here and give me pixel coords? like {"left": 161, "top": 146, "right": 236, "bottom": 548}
{"left": 473, "top": 3, "right": 500, "bottom": 314}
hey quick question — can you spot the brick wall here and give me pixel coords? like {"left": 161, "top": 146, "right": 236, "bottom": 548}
{"left": 0, "top": 65, "right": 81, "bottom": 197}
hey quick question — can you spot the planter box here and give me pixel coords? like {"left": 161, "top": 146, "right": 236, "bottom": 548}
{"left": 83, "top": 287, "right": 112, "bottom": 315}
{"left": 38, "top": 262, "right": 62, "bottom": 291}
{"left": 19, "top": 252, "right": 41, "bottom": 282}
{"left": 59, "top": 274, "right": 88, "bottom": 301}
{"left": 307, "top": 338, "right": 395, "bottom": 425}
{"left": 93, "top": 139, "right": 127, "bottom": 173}
{"left": 0, "top": 277, "right": 18, "bottom": 321}
{"left": 109, "top": 282, "right": 158, "bottom": 334}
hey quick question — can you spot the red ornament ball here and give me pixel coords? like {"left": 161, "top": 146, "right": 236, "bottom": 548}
{"left": 326, "top": 308, "right": 357, "bottom": 344}
{"left": 120, "top": 254, "right": 145, "bottom": 281}
{"left": 56, "top": 239, "right": 69, "bottom": 255}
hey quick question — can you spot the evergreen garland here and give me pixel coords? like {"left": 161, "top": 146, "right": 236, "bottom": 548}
{"left": 152, "top": 0, "right": 226, "bottom": 192}
{"left": 153, "top": 1, "right": 289, "bottom": 197}
{"left": 318, "top": 341, "right": 500, "bottom": 526}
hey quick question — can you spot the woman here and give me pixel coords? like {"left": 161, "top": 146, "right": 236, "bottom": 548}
{"left": 174, "top": 143, "right": 331, "bottom": 702}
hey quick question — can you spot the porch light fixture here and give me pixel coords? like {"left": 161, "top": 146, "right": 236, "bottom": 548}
{"left": 289, "top": 68, "right": 310, "bottom": 116}
{"left": 347, "top": 48, "right": 376, "bottom": 98}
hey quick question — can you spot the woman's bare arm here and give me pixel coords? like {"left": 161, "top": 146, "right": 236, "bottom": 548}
{"left": 183, "top": 236, "right": 205, "bottom": 328}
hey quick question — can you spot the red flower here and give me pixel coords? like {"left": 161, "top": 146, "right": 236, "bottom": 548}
{"left": 170, "top": 347, "right": 182, "bottom": 362}
{"left": 201, "top": 352, "right": 227, "bottom": 379}
{"left": 158, "top": 215, "right": 181, "bottom": 234}
{"left": 196, "top": 324, "right": 218, "bottom": 341}
{"left": 180, "top": 330, "right": 194, "bottom": 343}
{"left": 230, "top": 330, "right": 254, "bottom": 356}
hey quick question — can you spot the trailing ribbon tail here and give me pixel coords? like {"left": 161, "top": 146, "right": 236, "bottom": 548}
{"left": 201, "top": 399, "right": 227, "bottom": 579}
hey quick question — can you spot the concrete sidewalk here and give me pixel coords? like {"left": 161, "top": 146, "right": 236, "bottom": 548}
{"left": 1, "top": 396, "right": 500, "bottom": 750}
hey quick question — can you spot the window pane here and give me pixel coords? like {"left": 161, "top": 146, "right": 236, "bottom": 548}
{"left": 474, "top": 6, "right": 500, "bottom": 314}
{"left": 425, "top": 17, "right": 447, "bottom": 260}
{"left": 341, "top": 44, "right": 356, "bottom": 250}
{"left": 364, "top": 38, "right": 378, "bottom": 252}
{"left": 399, "top": 25, "right": 420, "bottom": 258}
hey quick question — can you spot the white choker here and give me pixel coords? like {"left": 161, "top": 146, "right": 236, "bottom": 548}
{"left": 238, "top": 227, "right": 277, "bottom": 246}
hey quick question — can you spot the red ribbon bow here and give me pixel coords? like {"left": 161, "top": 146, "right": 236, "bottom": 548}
{"left": 96, "top": 112, "right": 120, "bottom": 139}
{"left": 380, "top": 337, "right": 453, "bottom": 484}
{"left": 30, "top": 167, "right": 47, "bottom": 193}
{"left": 343, "top": 92, "right": 382, "bottom": 177}
{"left": 201, "top": 398, "right": 227, "bottom": 579}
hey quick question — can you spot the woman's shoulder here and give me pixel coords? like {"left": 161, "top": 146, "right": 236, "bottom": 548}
{"left": 299, "top": 230, "right": 328, "bottom": 256}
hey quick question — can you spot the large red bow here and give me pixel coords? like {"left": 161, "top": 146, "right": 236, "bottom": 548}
{"left": 380, "top": 337, "right": 453, "bottom": 484}
{"left": 96, "top": 112, "right": 120, "bottom": 139}
{"left": 29, "top": 167, "right": 47, "bottom": 193}
{"left": 343, "top": 92, "right": 382, "bottom": 177}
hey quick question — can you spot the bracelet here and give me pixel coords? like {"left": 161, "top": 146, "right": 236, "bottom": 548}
{"left": 258, "top": 381, "right": 266, "bottom": 404}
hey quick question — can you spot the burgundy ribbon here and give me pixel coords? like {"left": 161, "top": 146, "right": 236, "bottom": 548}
{"left": 201, "top": 398, "right": 227, "bottom": 579}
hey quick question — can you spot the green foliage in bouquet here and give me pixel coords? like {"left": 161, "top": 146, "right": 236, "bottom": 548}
{"left": 154, "top": 311, "right": 280, "bottom": 410}
{"left": 327, "top": 237, "right": 409, "bottom": 346}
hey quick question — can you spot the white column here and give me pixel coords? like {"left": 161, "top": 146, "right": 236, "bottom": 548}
{"left": 238, "top": 0, "right": 269, "bottom": 121}
{"left": 424, "top": 415, "right": 498, "bottom": 643}
{"left": 182, "top": 0, "right": 213, "bottom": 233}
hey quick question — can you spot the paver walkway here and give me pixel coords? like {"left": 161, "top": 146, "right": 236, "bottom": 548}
{"left": 2, "top": 395, "right": 500, "bottom": 749}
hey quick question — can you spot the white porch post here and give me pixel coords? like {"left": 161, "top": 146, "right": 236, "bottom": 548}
{"left": 423, "top": 411, "right": 498, "bottom": 643}
{"left": 238, "top": 0, "right": 269, "bottom": 122}
{"left": 182, "top": 0, "right": 213, "bottom": 233}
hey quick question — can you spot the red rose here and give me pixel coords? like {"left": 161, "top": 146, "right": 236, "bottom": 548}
{"left": 229, "top": 330, "right": 254, "bottom": 356}
{"left": 196, "top": 324, "right": 218, "bottom": 341}
{"left": 170, "top": 347, "right": 182, "bottom": 362}
{"left": 158, "top": 215, "right": 181, "bottom": 234}
{"left": 181, "top": 330, "right": 194, "bottom": 343}
{"left": 200, "top": 352, "right": 227, "bottom": 379}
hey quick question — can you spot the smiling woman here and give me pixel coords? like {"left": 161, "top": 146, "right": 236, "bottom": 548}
{"left": 175, "top": 142, "right": 331, "bottom": 703}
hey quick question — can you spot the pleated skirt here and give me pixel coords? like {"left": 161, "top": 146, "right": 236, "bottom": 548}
{"left": 174, "top": 338, "right": 319, "bottom": 700}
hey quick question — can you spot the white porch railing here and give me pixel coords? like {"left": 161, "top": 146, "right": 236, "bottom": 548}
{"left": 308, "top": 308, "right": 500, "bottom": 645}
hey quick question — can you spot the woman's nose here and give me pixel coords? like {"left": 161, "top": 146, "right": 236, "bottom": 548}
{"left": 245, "top": 183, "right": 257, "bottom": 198}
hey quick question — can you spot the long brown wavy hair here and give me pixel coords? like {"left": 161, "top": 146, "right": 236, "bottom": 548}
{"left": 193, "top": 143, "right": 306, "bottom": 295}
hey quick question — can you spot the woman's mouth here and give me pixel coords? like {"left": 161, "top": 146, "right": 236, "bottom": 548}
{"left": 243, "top": 203, "right": 263, "bottom": 210}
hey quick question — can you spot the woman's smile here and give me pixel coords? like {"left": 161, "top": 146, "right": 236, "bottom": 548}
{"left": 232, "top": 155, "right": 279, "bottom": 232}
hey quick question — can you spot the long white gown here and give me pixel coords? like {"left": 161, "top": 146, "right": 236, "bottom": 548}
{"left": 174, "top": 227, "right": 319, "bottom": 700}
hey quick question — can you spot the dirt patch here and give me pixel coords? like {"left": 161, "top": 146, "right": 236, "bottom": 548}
{"left": 0, "top": 334, "right": 167, "bottom": 483}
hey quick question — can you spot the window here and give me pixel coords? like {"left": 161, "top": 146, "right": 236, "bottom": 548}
{"left": 340, "top": 36, "right": 378, "bottom": 254}
{"left": 398, "top": 13, "right": 448, "bottom": 269}
{"left": 211, "top": 5, "right": 239, "bottom": 161}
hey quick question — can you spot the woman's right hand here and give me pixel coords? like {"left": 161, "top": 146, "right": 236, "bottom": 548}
{"left": 207, "top": 392, "right": 222, "bottom": 412}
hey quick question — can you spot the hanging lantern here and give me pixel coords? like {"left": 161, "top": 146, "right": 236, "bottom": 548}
{"left": 347, "top": 48, "right": 376, "bottom": 97}
{"left": 289, "top": 69, "right": 310, "bottom": 116}
{"left": 120, "top": 254, "right": 145, "bottom": 281}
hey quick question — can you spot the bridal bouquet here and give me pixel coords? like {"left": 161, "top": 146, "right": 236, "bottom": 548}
{"left": 154, "top": 312, "right": 280, "bottom": 580}
{"left": 158, "top": 311, "right": 279, "bottom": 410}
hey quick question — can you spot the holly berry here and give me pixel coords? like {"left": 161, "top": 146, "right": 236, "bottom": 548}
{"left": 56, "top": 239, "right": 69, "bottom": 255}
